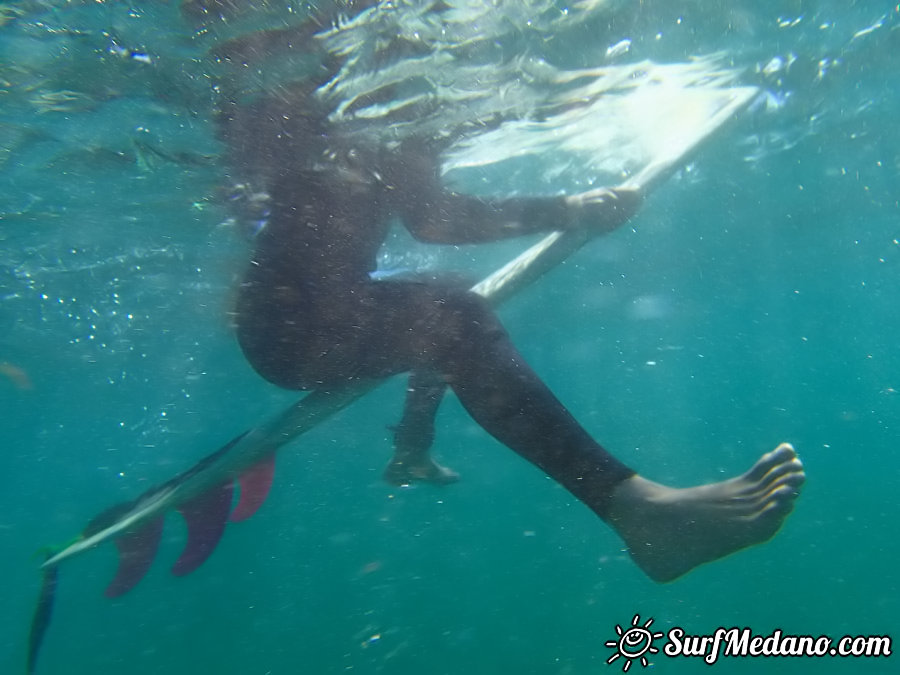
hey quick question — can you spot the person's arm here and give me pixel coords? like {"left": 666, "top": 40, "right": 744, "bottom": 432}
{"left": 383, "top": 140, "right": 641, "bottom": 245}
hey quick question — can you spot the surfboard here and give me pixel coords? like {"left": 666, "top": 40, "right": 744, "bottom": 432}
{"left": 28, "top": 70, "right": 757, "bottom": 673}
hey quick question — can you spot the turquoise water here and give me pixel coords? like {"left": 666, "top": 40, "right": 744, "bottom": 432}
{"left": 1, "top": 1, "right": 898, "bottom": 674}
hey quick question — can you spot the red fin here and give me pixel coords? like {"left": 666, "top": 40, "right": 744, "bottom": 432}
{"left": 230, "top": 454, "right": 276, "bottom": 522}
{"left": 105, "top": 516, "right": 164, "bottom": 598}
{"left": 171, "top": 481, "right": 234, "bottom": 577}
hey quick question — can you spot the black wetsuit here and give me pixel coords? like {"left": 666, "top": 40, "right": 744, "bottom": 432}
{"left": 228, "top": 90, "right": 635, "bottom": 519}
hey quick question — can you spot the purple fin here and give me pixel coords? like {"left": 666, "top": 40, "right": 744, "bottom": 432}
{"left": 105, "top": 516, "right": 164, "bottom": 598}
{"left": 171, "top": 481, "right": 234, "bottom": 577}
{"left": 230, "top": 454, "right": 276, "bottom": 522}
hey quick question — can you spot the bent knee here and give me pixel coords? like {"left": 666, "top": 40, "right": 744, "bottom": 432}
{"left": 421, "top": 288, "right": 507, "bottom": 355}
{"left": 427, "top": 286, "right": 493, "bottom": 327}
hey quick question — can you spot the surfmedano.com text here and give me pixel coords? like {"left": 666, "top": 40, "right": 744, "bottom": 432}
{"left": 665, "top": 627, "right": 892, "bottom": 664}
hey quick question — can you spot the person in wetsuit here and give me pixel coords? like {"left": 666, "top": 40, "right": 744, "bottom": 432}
{"left": 216, "top": 25, "right": 805, "bottom": 583}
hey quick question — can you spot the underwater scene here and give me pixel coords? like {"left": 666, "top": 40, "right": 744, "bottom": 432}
{"left": 1, "top": 1, "right": 898, "bottom": 673}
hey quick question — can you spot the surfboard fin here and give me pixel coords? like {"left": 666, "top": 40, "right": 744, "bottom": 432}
{"left": 231, "top": 454, "right": 276, "bottom": 522}
{"left": 167, "top": 455, "right": 276, "bottom": 577}
{"left": 26, "top": 431, "right": 279, "bottom": 672}
{"left": 172, "top": 480, "right": 235, "bottom": 577}
{"left": 105, "top": 516, "right": 165, "bottom": 598}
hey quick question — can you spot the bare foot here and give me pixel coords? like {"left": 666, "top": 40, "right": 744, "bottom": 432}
{"left": 383, "top": 454, "right": 460, "bottom": 486}
{"left": 565, "top": 185, "right": 642, "bottom": 234}
{"left": 606, "top": 443, "right": 805, "bottom": 582}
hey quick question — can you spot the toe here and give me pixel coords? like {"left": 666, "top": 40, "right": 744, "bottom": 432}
{"left": 755, "top": 458, "right": 806, "bottom": 491}
{"left": 747, "top": 487, "right": 797, "bottom": 525}
{"left": 763, "top": 483, "right": 801, "bottom": 510}
{"left": 743, "top": 443, "right": 797, "bottom": 482}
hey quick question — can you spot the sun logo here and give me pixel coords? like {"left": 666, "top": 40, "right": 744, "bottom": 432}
{"left": 605, "top": 614, "right": 663, "bottom": 672}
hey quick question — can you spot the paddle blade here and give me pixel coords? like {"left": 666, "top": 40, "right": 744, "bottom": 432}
{"left": 230, "top": 454, "right": 276, "bottom": 522}
{"left": 105, "top": 516, "right": 165, "bottom": 598}
{"left": 171, "top": 481, "right": 234, "bottom": 576}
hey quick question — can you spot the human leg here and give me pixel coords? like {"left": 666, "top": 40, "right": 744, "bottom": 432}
{"left": 357, "top": 282, "right": 638, "bottom": 512}
{"left": 237, "top": 276, "right": 636, "bottom": 509}
{"left": 383, "top": 369, "right": 459, "bottom": 486}
{"left": 358, "top": 282, "right": 805, "bottom": 580}
{"left": 238, "top": 278, "right": 804, "bottom": 581}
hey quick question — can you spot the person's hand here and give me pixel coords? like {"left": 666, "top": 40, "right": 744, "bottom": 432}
{"left": 564, "top": 185, "right": 642, "bottom": 235}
